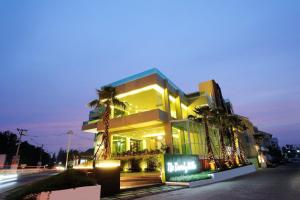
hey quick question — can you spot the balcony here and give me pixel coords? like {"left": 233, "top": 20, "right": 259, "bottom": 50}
{"left": 82, "top": 109, "right": 169, "bottom": 133}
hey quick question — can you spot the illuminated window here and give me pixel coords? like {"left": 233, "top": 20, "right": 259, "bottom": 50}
{"left": 112, "top": 136, "right": 126, "bottom": 154}
{"left": 181, "top": 103, "right": 188, "bottom": 119}
{"left": 169, "top": 95, "right": 177, "bottom": 119}
{"left": 115, "top": 85, "right": 164, "bottom": 118}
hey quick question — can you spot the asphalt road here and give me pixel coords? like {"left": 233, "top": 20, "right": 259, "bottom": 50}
{"left": 0, "top": 171, "right": 57, "bottom": 199}
{"left": 138, "top": 162, "right": 300, "bottom": 200}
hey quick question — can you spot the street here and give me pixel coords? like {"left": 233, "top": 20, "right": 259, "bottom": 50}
{"left": 138, "top": 162, "right": 300, "bottom": 200}
{"left": 0, "top": 171, "right": 57, "bottom": 199}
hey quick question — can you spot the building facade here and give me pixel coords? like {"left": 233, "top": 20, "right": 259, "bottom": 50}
{"left": 82, "top": 69, "right": 258, "bottom": 175}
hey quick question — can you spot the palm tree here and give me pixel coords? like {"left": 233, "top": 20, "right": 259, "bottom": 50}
{"left": 189, "top": 105, "right": 218, "bottom": 169}
{"left": 226, "top": 115, "right": 248, "bottom": 166}
{"left": 209, "top": 109, "right": 231, "bottom": 169}
{"left": 88, "top": 86, "right": 126, "bottom": 165}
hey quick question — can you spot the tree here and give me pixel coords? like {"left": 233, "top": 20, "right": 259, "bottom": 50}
{"left": 0, "top": 131, "right": 18, "bottom": 165}
{"left": 88, "top": 86, "right": 127, "bottom": 164}
{"left": 225, "top": 115, "right": 248, "bottom": 166}
{"left": 209, "top": 109, "right": 231, "bottom": 169}
{"left": 0, "top": 131, "right": 51, "bottom": 167}
{"left": 189, "top": 106, "right": 218, "bottom": 169}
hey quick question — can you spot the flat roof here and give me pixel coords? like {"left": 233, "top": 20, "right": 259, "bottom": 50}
{"left": 108, "top": 68, "right": 186, "bottom": 95}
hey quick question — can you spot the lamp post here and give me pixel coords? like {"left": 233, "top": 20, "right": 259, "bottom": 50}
{"left": 65, "top": 130, "right": 73, "bottom": 169}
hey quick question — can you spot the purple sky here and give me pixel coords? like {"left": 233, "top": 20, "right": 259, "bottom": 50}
{"left": 0, "top": 1, "right": 300, "bottom": 153}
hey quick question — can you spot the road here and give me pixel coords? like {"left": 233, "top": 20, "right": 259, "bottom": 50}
{"left": 0, "top": 171, "right": 57, "bottom": 199}
{"left": 138, "top": 162, "right": 300, "bottom": 200}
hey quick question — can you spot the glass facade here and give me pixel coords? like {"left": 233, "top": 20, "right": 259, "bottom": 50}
{"left": 110, "top": 126, "right": 166, "bottom": 156}
{"left": 171, "top": 120, "right": 221, "bottom": 158}
{"left": 169, "top": 95, "right": 177, "bottom": 119}
{"left": 114, "top": 87, "right": 164, "bottom": 118}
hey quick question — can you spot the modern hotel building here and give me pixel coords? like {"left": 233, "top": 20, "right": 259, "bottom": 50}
{"left": 82, "top": 69, "right": 258, "bottom": 179}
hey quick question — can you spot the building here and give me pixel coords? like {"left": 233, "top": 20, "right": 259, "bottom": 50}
{"left": 82, "top": 68, "right": 259, "bottom": 180}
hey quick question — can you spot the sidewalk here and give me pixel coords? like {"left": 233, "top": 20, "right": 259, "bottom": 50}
{"left": 102, "top": 185, "right": 186, "bottom": 200}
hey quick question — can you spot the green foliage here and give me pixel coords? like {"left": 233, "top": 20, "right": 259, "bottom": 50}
{"left": 169, "top": 172, "right": 212, "bottom": 182}
{"left": 146, "top": 156, "right": 158, "bottom": 172}
{"left": 130, "top": 158, "right": 141, "bottom": 172}
{"left": 0, "top": 131, "right": 51, "bottom": 167}
{"left": 7, "top": 169, "right": 97, "bottom": 200}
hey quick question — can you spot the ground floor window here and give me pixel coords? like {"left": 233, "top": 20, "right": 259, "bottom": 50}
{"left": 110, "top": 126, "right": 166, "bottom": 157}
{"left": 171, "top": 120, "right": 221, "bottom": 158}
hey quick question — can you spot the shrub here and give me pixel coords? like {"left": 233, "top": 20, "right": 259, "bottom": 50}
{"left": 130, "top": 158, "right": 141, "bottom": 172}
{"left": 7, "top": 169, "right": 97, "bottom": 200}
{"left": 169, "top": 172, "right": 212, "bottom": 182}
{"left": 146, "top": 156, "right": 158, "bottom": 172}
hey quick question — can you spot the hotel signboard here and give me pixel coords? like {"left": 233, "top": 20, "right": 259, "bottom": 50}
{"left": 164, "top": 154, "right": 201, "bottom": 181}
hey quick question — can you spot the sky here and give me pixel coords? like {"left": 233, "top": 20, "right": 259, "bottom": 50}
{"left": 0, "top": 0, "right": 300, "bottom": 153}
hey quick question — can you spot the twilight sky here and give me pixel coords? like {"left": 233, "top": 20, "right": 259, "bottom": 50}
{"left": 0, "top": 0, "right": 300, "bottom": 153}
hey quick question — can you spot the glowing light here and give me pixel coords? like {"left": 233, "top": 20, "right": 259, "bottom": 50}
{"left": 181, "top": 103, "right": 188, "bottom": 110}
{"left": 73, "top": 166, "right": 93, "bottom": 169}
{"left": 169, "top": 95, "right": 176, "bottom": 103}
{"left": 0, "top": 174, "right": 18, "bottom": 183}
{"left": 297, "top": 150, "right": 300, "bottom": 153}
{"left": 55, "top": 166, "right": 66, "bottom": 171}
{"left": 116, "top": 84, "right": 164, "bottom": 99}
{"left": 167, "top": 161, "right": 196, "bottom": 173}
{"left": 96, "top": 160, "right": 121, "bottom": 168}
{"left": 157, "top": 135, "right": 163, "bottom": 140}
{"left": 143, "top": 132, "right": 165, "bottom": 138}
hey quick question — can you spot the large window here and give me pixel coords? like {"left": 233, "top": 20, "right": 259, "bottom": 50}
{"left": 181, "top": 103, "right": 188, "bottom": 119}
{"left": 115, "top": 86, "right": 164, "bottom": 118}
{"left": 172, "top": 121, "right": 191, "bottom": 155}
{"left": 112, "top": 136, "right": 126, "bottom": 154}
{"left": 171, "top": 120, "right": 208, "bottom": 156}
{"left": 111, "top": 126, "right": 166, "bottom": 156}
{"left": 169, "top": 95, "right": 177, "bottom": 119}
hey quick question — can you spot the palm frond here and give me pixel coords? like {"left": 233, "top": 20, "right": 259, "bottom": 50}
{"left": 112, "top": 98, "right": 127, "bottom": 109}
{"left": 87, "top": 99, "right": 99, "bottom": 108}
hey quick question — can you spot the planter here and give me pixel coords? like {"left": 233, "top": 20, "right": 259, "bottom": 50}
{"left": 36, "top": 185, "right": 101, "bottom": 200}
{"left": 167, "top": 164, "right": 256, "bottom": 188}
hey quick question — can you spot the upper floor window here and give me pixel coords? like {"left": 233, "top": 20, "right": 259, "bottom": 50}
{"left": 169, "top": 95, "right": 177, "bottom": 119}
{"left": 116, "top": 85, "right": 164, "bottom": 117}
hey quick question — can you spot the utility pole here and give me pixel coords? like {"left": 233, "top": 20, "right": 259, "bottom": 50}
{"left": 12, "top": 128, "right": 27, "bottom": 169}
{"left": 16, "top": 128, "right": 27, "bottom": 157}
{"left": 65, "top": 130, "right": 73, "bottom": 169}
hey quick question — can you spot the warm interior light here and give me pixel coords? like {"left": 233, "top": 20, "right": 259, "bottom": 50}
{"left": 157, "top": 135, "right": 163, "bottom": 140}
{"left": 181, "top": 103, "right": 188, "bottom": 110}
{"left": 96, "top": 160, "right": 121, "bottom": 168}
{"left": 116, "top": 84, "right": 164, "bottom": 99}
{"left": 142, "top": 132, "right": 165, "bottom": 138}
{"left": 169, "top": 95, "right": 176, "bottom": 103}
{"left": 73, "top": 166, "right": 93, "bottom": 169}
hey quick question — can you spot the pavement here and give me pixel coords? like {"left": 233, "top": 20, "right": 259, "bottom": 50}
{"left": 102, "top": 185, "right": 186, "bottom": 200}
{"left": 136, "top": 162, "right": 300, "bottom": 200}
{"left": 120, "top": 172, "right": 162, "bottom": 189}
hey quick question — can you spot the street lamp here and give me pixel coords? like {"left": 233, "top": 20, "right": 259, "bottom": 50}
{"left": 65, "top": 130, "right": 73, "bottom": 169}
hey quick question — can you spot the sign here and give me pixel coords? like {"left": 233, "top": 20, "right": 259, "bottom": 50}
{"left": 164, "top": 154, "right": 201, "bottom": 181}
